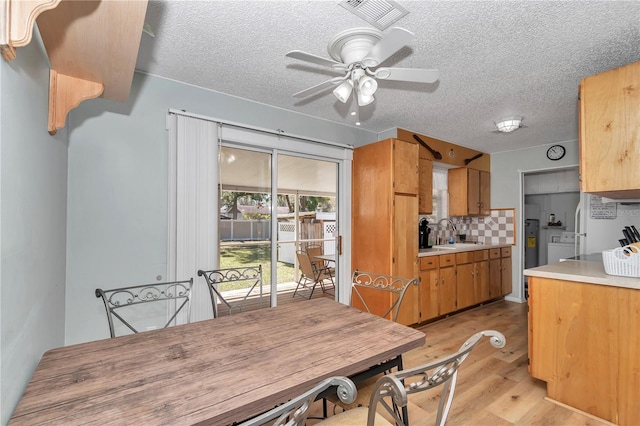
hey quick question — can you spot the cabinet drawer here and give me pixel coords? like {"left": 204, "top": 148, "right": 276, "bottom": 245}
{"left": 501, "top": 247, "right": 512, "bottom": 257}
{"left": 440, "top": 254, "right": 456, "bottom": 267}
{"left": 456, "top": 252, "right": 474, "bottom": 264}
{"left": 473, "top": 250, "right": 489, "bottom": 261}
{"left": 489, "top": 248, "right": 501, "bottom": 259}
{"left": 420, "top": 256, "right": 439, "bottom": 270}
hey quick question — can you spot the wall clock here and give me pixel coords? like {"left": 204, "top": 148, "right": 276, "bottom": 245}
{"left": 546, "top": 145, "right": 566, "bottom": 161}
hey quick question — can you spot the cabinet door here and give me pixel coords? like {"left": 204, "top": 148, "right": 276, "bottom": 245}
{"left": 501, "top": 255, "right": 512, "bottom": 295}
{"left": 447, "top": 168, "right": 468, "bottom": 216}
{"left": 580, "top": 61, "right": 640, "bottom": 197}
{"left": 393, "top": 140, "right": 419, "bottom": 195}
{"left": 352, "top": 140, "right": 393, "bottom": 272}
{"left": 419, "top": 269, "right": 439, "bottom": 321}
{"left": 475, "top": 259, "right": 490, "bottom": 302}
{"left": 418, "top": 158, "right": 433, "bottom": 214}
{"left": 393, "top": 194, "right": 419, "bottom": 325}
{"left": 456, "top": 263, "right": 475, "bottom": 309}
{"left": 439, "top": 266, "right": 456, "bottom": 314}
{"left": 489, "top": 258, "right": 502, "bottom": 298}
{"left": 479, "top": 171, "right": 491, "bottom": 215}
{"left": 467, "top": 168, "right": 480, "bottom": 215}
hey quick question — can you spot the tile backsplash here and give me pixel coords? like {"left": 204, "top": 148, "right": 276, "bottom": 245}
{"left": 432, "top": 209, "right": 516, "bottom": 245}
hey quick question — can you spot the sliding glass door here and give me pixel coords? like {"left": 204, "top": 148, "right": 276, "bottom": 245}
{"left": 218, "top": 146, "right": 338, "bottom": 312}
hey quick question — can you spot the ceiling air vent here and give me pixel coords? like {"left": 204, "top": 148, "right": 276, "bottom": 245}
{"left": 339, "top": 0, "right": 409, "bottom": 31}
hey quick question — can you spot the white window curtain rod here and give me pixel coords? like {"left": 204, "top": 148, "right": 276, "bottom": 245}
{"left": 168, "top": 108, "right": 354, "bottom": 151}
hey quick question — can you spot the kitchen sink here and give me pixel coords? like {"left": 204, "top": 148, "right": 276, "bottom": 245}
{"left": 431, "top": 243, "right": 480, "bottom": 250}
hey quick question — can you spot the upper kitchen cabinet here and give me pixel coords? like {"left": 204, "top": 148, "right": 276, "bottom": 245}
{"left": 579, "top": 61, "right": 640, "bottom": 199}
{"left": 418, "top": 157, "right": 433, "bottom": 214}
{"left": 1, "top": 0, "right": 148, "bottom": 134}
{"left": 352, "top": 138, "right": 419, "bottom": 326}
{"left": 448, "top": 168, "right": 490, "bottom": 216}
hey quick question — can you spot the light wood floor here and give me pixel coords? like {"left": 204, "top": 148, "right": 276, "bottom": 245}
{"left": 317, "top": 300, "right": 611, "bottom": 426}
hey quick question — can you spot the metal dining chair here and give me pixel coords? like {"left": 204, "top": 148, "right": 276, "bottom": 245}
{"left": 320, "top": 330, "right": 507, "bottom": 426}
{"left": 95, "top": 278, "right": 193, "bottom": 338}
{"left": 326, "top": 270, "right": 420, "bottom": 413}
{"left": 197, "top": 265, "right": 264, "bottom": 318}
{"left": 237, "top": 376, "right": 357, "bottom": 426}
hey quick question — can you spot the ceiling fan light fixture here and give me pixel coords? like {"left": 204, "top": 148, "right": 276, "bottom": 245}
{"left": 357, "top": 91, "right": 375, "bottom": 106}
{"left": 495, "top": 116, "right": 523, "bottom": 133}
{"left": 358, "top": 75, "right": 378, "bottom": 96}
{"left": 333, "top": 80, "right": 354, "bottom": 103}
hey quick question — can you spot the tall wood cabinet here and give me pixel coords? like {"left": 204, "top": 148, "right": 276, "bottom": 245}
{"left": 579, "top": 60, "right": 640, "bottom": 199}
{"left": 448, "top": 168, "right": 491, "bottom": 216}
{"left": 352, "top": 138, "right": 419, "bottom": 325}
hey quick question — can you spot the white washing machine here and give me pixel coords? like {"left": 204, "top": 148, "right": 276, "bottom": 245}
{"left": 547, "top": 232, "right": 576, "bottom": 264}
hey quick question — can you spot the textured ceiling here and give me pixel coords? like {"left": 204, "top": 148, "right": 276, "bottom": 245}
{"left": 136, "top": 1, "right": 640, "bottom": 153}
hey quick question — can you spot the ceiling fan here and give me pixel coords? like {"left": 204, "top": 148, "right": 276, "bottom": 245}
{"left": 286, "top": 27, "right": 439, "bottom": 117}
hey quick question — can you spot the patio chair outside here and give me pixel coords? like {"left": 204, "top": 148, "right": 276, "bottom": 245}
{"left": 95, "top": 279, "right": 193, "bottom": 338}
{"left": 197, "top": 265, "right": 264, "bottom": 318}
{"left": 294, "top": 250, "right": 334, "bottom": 299}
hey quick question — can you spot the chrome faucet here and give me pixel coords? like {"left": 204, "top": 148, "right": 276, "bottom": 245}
{"left": 436, "top": 218, "right": 457, "bottom": 244}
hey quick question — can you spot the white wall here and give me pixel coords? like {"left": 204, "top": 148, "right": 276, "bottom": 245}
{"left": 0, "top": 37, "right": 68, "bottom": 423}
{"left": 491, "top": 140, "right": 579, "bottom": 302}
{"left": 65, "top": 72, "right": 377, "bottom": 345}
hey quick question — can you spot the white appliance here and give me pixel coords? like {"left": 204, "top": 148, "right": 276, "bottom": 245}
{"left": 548, "top": 232, "right": 576, "bottom": 264}
{"left": 574, "top": 193, "right": 640, "bottom": 256}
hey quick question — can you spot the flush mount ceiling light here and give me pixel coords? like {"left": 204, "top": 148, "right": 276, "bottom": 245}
{"left": 495, "top": 116, "right": 523, "bottom": 133}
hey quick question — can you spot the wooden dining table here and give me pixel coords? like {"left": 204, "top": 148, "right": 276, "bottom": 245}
{"left": 10, "top": 298, "right": 425, "bottom": 425}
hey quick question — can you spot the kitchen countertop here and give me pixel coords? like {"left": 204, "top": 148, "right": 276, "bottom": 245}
{"left": 418, "top": 243, "right": 512, "bottom": 257}
{"left": 524, "top": 260, "right": 640, "bottom": 290}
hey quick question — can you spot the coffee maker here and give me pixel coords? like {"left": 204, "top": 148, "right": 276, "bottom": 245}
{"left": 419, "top": 218, "right": 432, "bottom": 249}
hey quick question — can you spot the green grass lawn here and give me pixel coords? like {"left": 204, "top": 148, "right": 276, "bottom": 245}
{"left": 219, "top": 243, "right": 296, "bottom": 290}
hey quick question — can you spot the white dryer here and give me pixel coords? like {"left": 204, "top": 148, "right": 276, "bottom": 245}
{"left": 547, "top": 232, "right": 576, "bottom": 264}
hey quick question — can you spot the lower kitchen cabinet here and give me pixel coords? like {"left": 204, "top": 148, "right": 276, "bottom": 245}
{"left": 439, "top": 262, "right": 457, "bottom": 315}
{"left": 489, "top": 247, "right": 512, "bottom": 297}
{"left": 501, "top": 247, "right": 512, "bottom": 295}
{"left": 456, "top": 254, "right": 475, "bottom": 310}
{"left": 473, "top": 250, "right": 490, "bottom": 302}
{"left": 417, "top": 246, "right": 511, "bottom": 325}
{"left": 529, "top": 276, "right": 640, "bottom": 425}
{"left": 418, "top": 257, "right": 439, "bottom": 320}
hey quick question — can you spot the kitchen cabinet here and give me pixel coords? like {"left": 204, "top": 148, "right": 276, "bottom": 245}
{"left": 457, "top": 250, "right": 489, "bottom": 309}
{"left": 473, "top": 250, "right": 490, "bottom": 302}
{"left": 529, "top": 276, "right": 640, "bottom": 425}
{"left": 448, "top": 168, "right": 491, "bottom": 216}
{"left": 489, "top": 246, "right": 512, "bottom": 297}
{"left": 418, "top": 257, "right": 439, "bottom": 320}
{"left": 500, "top": 247, "right": 512, "bottom": 295}
{"left": 438, "top": 261, "right": 457, "bottom": 315}
{"left": 579, "top": 60, "right": 640, "bottom": 199}
{"left": 419, "top": 254, "right": 457, "bottom": 321}
{"left": 352, "top": 138, "right": 419, "bottom": 325}
{"left": 455, "top": 252, "right": 475, "bottom": 309}
{"left": 418, "top": 158, "right": 433, "bottom": 214}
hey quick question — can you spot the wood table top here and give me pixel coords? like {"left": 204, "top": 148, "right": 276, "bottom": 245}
{"left": 10, "top": 298, "right": 425, "bottom": 425}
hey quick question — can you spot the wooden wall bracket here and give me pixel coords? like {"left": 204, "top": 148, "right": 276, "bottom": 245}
{"left": 48, "top": 69, "right": 103, "bottom": 135}
{"left": 1, "top": 0, "right": 61, "bottom": 61}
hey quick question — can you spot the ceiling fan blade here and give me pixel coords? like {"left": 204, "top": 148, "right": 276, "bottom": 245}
{"left": 292, "top": 76, "right": 346, "bottom": 98}
{"left": 361, "top": 27, "right": 415, "bottom": 68}
{"left": 374, "top": 67, "right": 440, "bottom": 83}
{"left": 286, "top": 50, "right": 344, "bottom": 68}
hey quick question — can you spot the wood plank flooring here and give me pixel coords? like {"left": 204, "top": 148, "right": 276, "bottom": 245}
{"left": 316, "top": 300, "right": 612, "bottom": 425}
